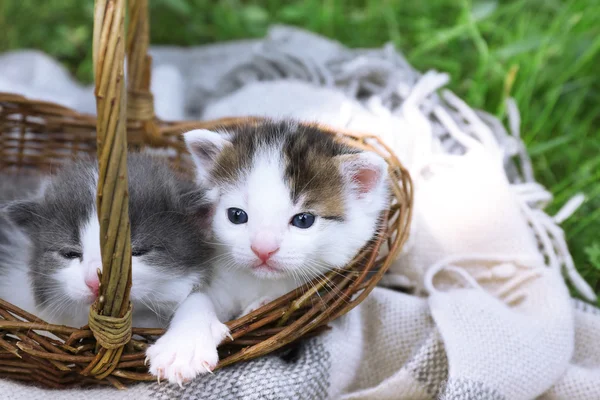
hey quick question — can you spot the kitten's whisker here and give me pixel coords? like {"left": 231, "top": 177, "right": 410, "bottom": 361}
{"left": 198, "top": 241, "right": 230, "bottom": 248}
{"left": 28, "top": 270, "right": 59, "bottom": 278}
{"left": 139, "top": 297, "right": 162, "bottom": 320}
{"left": 299, "top": 267, "right": 327, "bottom": 309}
{"left": 304, "top": 262, "right": 350, "bottom": 279}
{"left": 42, "top": 294, "right": 76, "bottom": 323}
{"left": 203, "top": 252, "right": 236, "bottom": 264}
{"left": 289, "top": 267, "right": 314, "bottom": 306}
{"left": 303, "top": 262, "right": 352, "bottom": 306}
{"left": 219, "top": 258, "right": 240, "bottom": 273}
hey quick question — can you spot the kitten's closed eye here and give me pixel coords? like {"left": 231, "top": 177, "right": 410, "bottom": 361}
{"left": 131, "top": 246, "right": 166, "bottom": 257}
{"left": 59, "top": 249, "right": 82, "bottom": 260}
{"left": 132, "top": 249, "right": 149, "bottom": 257}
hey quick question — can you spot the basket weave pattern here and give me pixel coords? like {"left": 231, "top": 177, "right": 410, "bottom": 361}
{"left": 0, "top": 0, "right": 413, "bottom": 389}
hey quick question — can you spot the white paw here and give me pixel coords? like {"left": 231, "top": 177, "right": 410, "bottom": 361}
{"left": 146, "top": 320, "right": 231, "bottom": 386}
{"left": 240, "top": 297, "right": 274, "bottom": 317}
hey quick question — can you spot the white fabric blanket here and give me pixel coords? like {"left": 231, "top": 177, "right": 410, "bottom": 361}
{"left": 0, "top": 25, "right": 598, "bottom": 400}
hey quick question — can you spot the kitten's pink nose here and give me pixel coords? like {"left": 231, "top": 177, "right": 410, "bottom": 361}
{"left": 251, "top": 243, "right": 279, "bottom": 262}
{"left": 85, "top": 277, "right": 99, "bottom": 298}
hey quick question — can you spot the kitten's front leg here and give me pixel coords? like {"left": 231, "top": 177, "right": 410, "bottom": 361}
{"left": 239, "top": 296, "right": 275, "bottom": 318}
{"left": 146, "top": 291, "right": 231, "bottom": 386}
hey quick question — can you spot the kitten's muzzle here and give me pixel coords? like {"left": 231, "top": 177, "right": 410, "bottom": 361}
{"left": 250, "top": 239, "right": 280, "bottom": 263}
{"left": 85, "top": 276, "right": 100, "bottom": 298}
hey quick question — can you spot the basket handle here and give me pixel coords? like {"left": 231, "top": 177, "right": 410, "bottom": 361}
{"left": 126, "top": 0, "right": 161, "bottom": 143}
{"left": 83, "top": 0, "right": 133, "bottom": 379}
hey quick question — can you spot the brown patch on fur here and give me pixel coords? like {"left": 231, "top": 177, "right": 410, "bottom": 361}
{"left": 282, "top": 128, "right": 348, "bottom": 218}
{"left": 209, "top": 124, "right": 261, "bottom": 185}
{"left": 210, "top": 119, "right": 360, "bottom": 219}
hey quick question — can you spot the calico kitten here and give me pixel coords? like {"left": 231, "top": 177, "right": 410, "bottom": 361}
{"left": 0, "top": 153, "right": 215, "bottom": 328}
{"left": 146, "top": 119, "right": 389, "bottom": 384}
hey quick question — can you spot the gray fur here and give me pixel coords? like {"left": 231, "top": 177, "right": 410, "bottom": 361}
{"left": 0, "top": 173, "right": 43, "bottom": 279}
{"left": 126, "top": 154, "right": 214, "bottom": 279}
{"left": 0, "top": 173, "right": 44, "bottom": 204}
{"left": 1, "top": 153, "right": 214, "bottom": 314}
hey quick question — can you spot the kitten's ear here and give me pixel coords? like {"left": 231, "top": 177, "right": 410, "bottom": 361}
{"left": 337, "top": 152, "right": 389, "bottom": 199}
{"left": 178, "top": 186, "right": 215, "bottom": 229}
{"left": 183, "top": 129, "right": 232, "bottom": 184}
{"left": 2, "top": 199, "right": 41, "bottom": 233}
{"left": 180, "top": 188, "right": 212, "bottom": 214}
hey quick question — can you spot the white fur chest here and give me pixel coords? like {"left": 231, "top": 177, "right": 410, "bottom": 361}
{"left": 207, "top": 267, "right": 298, "bottom": 321}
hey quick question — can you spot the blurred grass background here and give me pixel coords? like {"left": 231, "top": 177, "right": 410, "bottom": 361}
{"left": 1, "top": 0, "right": 599, "bottom": 298}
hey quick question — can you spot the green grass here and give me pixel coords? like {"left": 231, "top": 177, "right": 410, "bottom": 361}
{"left": 1, "top": 0, "right": 599, "bottom": 299}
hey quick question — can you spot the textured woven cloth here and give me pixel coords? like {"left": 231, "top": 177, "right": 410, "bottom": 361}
{"left": 1, "top": 25, "right": 599, "bottom": 400}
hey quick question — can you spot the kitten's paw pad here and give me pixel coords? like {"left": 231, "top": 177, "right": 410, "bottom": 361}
{"left": 146, "top": 323, "right": 226, "bottom": 385}
{"left": 240, "top": 297, "right": 274, "bottom": 317}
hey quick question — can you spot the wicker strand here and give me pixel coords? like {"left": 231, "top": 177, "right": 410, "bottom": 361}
{"left": 84, "top": 0, "right": 132, "bottom": 380}
{"left": 88, "top": 305, "right": 133, "bottom": 350}
{"left": 126, "top": 0, "right": 161, "bottom": 144}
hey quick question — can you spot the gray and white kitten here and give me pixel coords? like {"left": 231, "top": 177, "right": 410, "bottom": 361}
{"left": 0, "top": 153, "right": 214, "bottom": 328}
{"left": 146, "top": 119, "right": 389, "bottom": 385}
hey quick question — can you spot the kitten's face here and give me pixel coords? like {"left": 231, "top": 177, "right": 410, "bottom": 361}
{"left": 4, "top": 155, "right": 213, "bottom": 326}
{"left": 185, "top": 121, "right": 389, "bottom": 280}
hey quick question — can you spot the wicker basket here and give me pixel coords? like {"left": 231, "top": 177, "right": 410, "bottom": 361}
{"left": 0, "top": 0, "right": 413, "bottom": 389}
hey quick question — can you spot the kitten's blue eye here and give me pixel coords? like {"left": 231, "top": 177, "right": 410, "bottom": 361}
{"left": 228, "top": 208, "right": 248, "bottom": 224}
{"left": 60, "top": 250, "right": 82, "bottom": 259}
{"left": 291, "top": 213, "right": 315, "bottom": 229}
